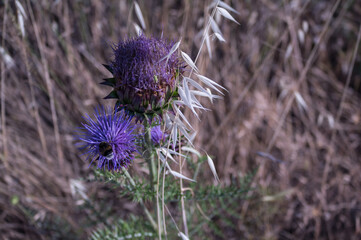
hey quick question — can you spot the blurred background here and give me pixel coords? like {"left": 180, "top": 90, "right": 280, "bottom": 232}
{"left": 0, "top": 0, "right": 361, "bottom": 239}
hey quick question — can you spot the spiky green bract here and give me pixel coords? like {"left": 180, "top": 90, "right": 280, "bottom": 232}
{"left": 78, "top": 107, "right": 136, "bottom": 171}
{"left": 90, "top": 215, "right": 155, "bottom": 240}
{"left": 104, "top": 34, "right": 184, "bottom": 121}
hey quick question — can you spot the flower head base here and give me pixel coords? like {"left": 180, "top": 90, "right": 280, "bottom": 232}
{"left": 102, "top": 35, "right": 184, "bottom": 120}
{"left": 78, "top": 107, "right": 136, "bottom": 171}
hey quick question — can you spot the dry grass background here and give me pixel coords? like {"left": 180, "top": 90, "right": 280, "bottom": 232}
{"left": 0, "top": 0, "right": 361, "bottom": 239}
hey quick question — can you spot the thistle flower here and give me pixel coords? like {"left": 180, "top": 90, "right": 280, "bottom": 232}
{"left": 102, "top": 34, "right": 184, "bottom": 120}
{"left": 151, "top": 125, "right": 168, "bottom": 146}
{"left": 78, "top": 107, "right": 136, "bottom": 171}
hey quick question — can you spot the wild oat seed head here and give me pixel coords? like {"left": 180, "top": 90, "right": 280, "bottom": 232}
{"left": 78, "top": 107, "right": 136, "bottom": 171}
{"left": 103, "top": 34, "right": 184, "bottom": 120}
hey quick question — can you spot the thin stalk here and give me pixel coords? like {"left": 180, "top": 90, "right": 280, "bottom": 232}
{"left": 179, "top": 130, "right": 188, "bottom": 236}
{"left": 162, "top": 159, "right": 167, "bottom": 239}
{"left": 156, "top": 149, "right": 162, "bottom": 239}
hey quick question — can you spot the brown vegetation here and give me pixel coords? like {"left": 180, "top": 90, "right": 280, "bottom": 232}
{"left": 0, "top": 0, "right": 360, "bottom": 239}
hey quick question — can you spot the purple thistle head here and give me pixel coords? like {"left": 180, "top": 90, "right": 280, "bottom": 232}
{"left": 102, "top": 34, "right": 184, "bottom": 120}
{"left": 78, "top": 107, "right": 136, "bottom": 171}
{"left": 151, "top": 125, "right": 168, "bottom": 146}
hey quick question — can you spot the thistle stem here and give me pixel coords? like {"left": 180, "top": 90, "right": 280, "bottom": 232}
{"left": 143, "top": 119, "right": 162, "bottom": 238}
{"left": 143, "top": 120, "right": 156, "bottom": 187}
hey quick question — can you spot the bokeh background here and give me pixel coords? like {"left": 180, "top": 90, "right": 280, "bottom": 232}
{"left": 1, "top": 0, "right": 361, "bottom": 239}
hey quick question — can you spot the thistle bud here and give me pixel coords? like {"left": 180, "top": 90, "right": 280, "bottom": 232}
{"left": 103, "top": 35, "right": 184, "bottom": 121}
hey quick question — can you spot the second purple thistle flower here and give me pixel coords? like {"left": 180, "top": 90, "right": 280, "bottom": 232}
{"left": 102, "top": 34, "right": 184, "bottom": 120}
{"left": 78, "top": 108, "right": 137, "bottom": 171}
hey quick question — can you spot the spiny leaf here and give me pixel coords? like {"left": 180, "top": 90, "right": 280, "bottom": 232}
{"left": 103, "top": 64, "right": 113, "bottom": 74}
{"left": 100, "top": 78, "right": 116, "bottom": 87}
{"left": 104, "top": 90, "right": 118, "bottom": 99}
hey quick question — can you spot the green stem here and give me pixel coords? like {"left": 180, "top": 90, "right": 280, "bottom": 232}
{"left": 143, "top": 119, "right": 162, "bottom": 238}
{"left": 143, "top": 120, "right": 156, "bottom": 188}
